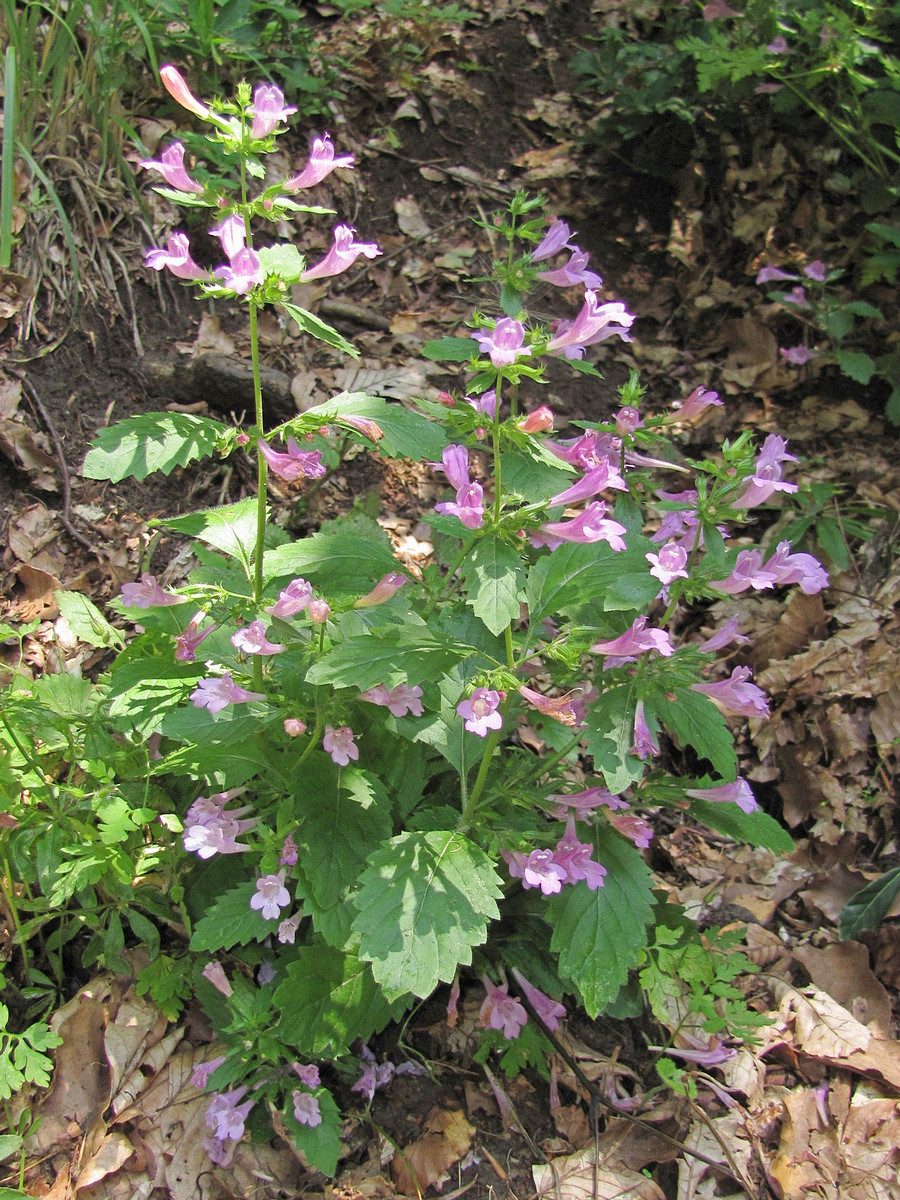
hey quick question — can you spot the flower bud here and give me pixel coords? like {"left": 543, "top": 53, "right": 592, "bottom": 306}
{"left": 308, "top": 599, "right": 331, "bottom": 623}
{"left": 284, "top": 718, "right": 307, "bottom": 737}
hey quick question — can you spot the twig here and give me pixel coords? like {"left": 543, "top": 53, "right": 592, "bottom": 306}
{"left": 4, "top": 365, "right": 95, "bottom": 552}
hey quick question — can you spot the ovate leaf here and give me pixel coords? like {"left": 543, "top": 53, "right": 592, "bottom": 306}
{"left": 689, "top": 798, "right": 794, "bottom": 853}
{"left": 462, "top": 536, "right": 525, "bottom": 636}
{"left": 422, "top": 336, "right": 477, "bottom": 362}
{"left": 156, "top": 498, "right": 260, "bottom": 567}
{"left": 839, "top": 867, "right": 900, "bottom": 941}
{"left": 656, "top": 688, "right": 737, "bottom": 780}
{"left": 280, "top": 301, "right": 358, "bottom": 360}
{"left": 83, "top": 413, "right": 228, "bottom": 482}
{"left": 306, "top": 626, "right": 470, "bottom": 689}
{"left": 353, "top": 831, "right": 503, "bottom": 1000}
{"left": 55, "top": 590, "right": 125, "bottom": 649}
{"left": 190, "top": 882, "right": 279, "bottom": 951}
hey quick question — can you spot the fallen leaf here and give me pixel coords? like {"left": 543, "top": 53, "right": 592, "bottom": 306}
{"left": 792, "top": 941, "right": 892, "bottom": 1035}
{"left": 394, "top": 196, "right": 431, "bottom": 238}
{"left": 533, "top": 1145, "right": 666, "bottom": 1200}
{"left": 777, "top": 983, "right": 871, "bottom": 1058}
{"left": 392, "top": 1108, "right": 475, "bottom": 1195}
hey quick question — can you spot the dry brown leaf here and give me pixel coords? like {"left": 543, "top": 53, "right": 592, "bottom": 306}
{"left": 533, "top": 1145, "right": 666, "bottom": 1200}
{"left": 33, "top": 991, "right": 111, "bottom": 1153}
{"left": 191, "top": 312, "right": 235, "bottom": 356}
{"left": 551, "top": 1104, "right": 589, "bottom": 1147}
{"left": 777, "top": 983, "right": 872, "bottom": 1058}
{"left": 767, "top": 1088, "right": 839, "bottom": 1197}
{"left": 394, "top": 196, "right": 431, "bottom": 237}
{"left": 871, "top": 684, "right": 900, "bottom": 756}
{"left": 677, "top": 1112, "right": 753, "bottom": 1200}
{"left": 75, "top": 1130, "right": 136, "bottom": 1192}
{"left": 391, "top": 1108, "right": 474, "bottom": 1195}
{"left": 792, "top": 941, "right": 892, "bottom": 1036}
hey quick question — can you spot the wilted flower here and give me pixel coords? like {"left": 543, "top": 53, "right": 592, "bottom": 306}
{"left": 284, "top": 717, "right": 307, "bottom": 737}
{"left": 250, "top": 870, "right": 291, "bottom": 920}
{"left": 323, "top": 725, "right": 359, "bottom": 766}
{"left": 160, "top": 65, "right": 210, "bottom": 119}
{"left": 284, "top": 133, "right": 355, "bottom": 190}
{"left": 301, "top": 224, "right": 381, "bottom": 281}
{"left": 457, "top": 687, "right": 503, "bottom": 736}
{"left": 510, "top": 968, "right": 566, "bottom": 1031}
{"left": 518, "top": 685, "right": 581, "bottom": 727}
{"left": 280, "top": 834, "right": 299, "bottom": 864}
{"left": 293, "top": 1062, "right": 321, "bottom": 1087}
{"left": 140, "top": 142, "right": 204, "bottom": 193}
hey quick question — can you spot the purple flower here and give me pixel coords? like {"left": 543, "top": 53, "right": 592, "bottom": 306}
{"left": 532, "top": 219, "right": 574, "bottom": 262}
{"left": 175, "top": 611, "right": 215, "bottom": 661}
{"left": 190, "top": 1055, "right": 226, "bottom": 1089}
{"left": 536, "top": 501, "right": 627, "bottom": 550}
{"left": 160, "top": 65, "right": 210, "bottom": 119}
{"left": 518, "top": 685, "right": 582, "bottom": 727}
{"left": 548, "top": 787, "right": 627, "bottom": 819}
{"left": 292, "top": 1090, "right": 322, "bottom": 1127}
{"left": 650, "top": 1033, "right": 735, "bottom": 1066}
{"left": 536, "top": 248, "right": 602, "bottom": 289}
{"left": 504, "top": 847, "right": 567, "bottom": 895}
{"left": 360, "top": 683, "right": 424, "bottom": 718}
{"left": 755, "top": 82, "right": 783, "bottom": 94}
{"left": 435, "top": 480, "right": 485, "bottom": 530}
{"left": 280, "top": 834, "right": 298, "bottom": 865}
{"left": 351, "top": 1044, "right": 395, "bottom": 1102}
{"left": 354, "top": 572, "right": 408, "bottom": 608}
{"left": 293, "top": 1062, "right": 321, "bottom": 1088}
{"left": 183, "top": 788, "right": 255, "bottom": 859}
{"left": 120, "top": 572, "right": 185, "bottom": 608}
{"left": 732, "top": 434, "right": 798, "bottom": 508}
{"left": 762, "top": 541, "right": 828, "bottom": 594}
{"left": 268, "top": 577, "right": 314, "bottom": 618}
{"left": 691, "top": 665, "right": 770, "bottom": 719}
{"left": 249, "top": 83, "right": 297, "bottom": 139}
{"left": 782, "top": 285, "right": 809, "bottom": 308}
{"left": 685, "top": 777, "right": 758, "bottom": 814}
{"left": 284, "top": 717, "right": 307, "bottom": 737}
{"left": 206, "top": 1087, "right": 253, "bottom": 1143}
{"left": 590, "top": 616, "right": 674, "bottom": 658}
{"left": 338, "top": 413, "right": 384, "bottom": 442}
{"left": 214, "top": 246, "right": 265, "bottom": 294}
{"left": 780, "top": 345, "right": 818, "bottom": 365}
{"left": 250, "top": 870, "right": 291, "bottom": 920}
{"left": 434, "top": 444, "right": 471, "bottom": 491}
{"left": 546, "top": 291, "right": 635, "bottom": 357}
{"left": 465, "top": 389, "right": 499, "bottom": 420}
{"left": 284, "top": 134, "right": 355, "bottom": 191}
{"left": 473, "top": 318, "right": 532, "bottom": 369}
{"left": 258, "top": 435, "right": 326, "bottom": 481}
{"left": 510, "top": 968, "right": 566, "bottom": 1031}
{"left": 231, "top": 619, "right": 284, "bottom": 655}
{"left": 608, "top": 811, "right": 653, "bottom": 849}
{"left": 766, "top": 35, "right": 788, "bottom": 52}
{"left": 552, "top": 816, "right": 607, "bottom": 889}
{"left": 201, "top": 961, "right": 233, "bottom": 996}
{"left": 278, "top": 912, "right": 303, "bottom": 944}
{"left": 190, "top": 672, "right": 265, "bottom": 713}
{"left": 145, "top": 233, "right": 209, "bottom": 281}
{"left": 210, "top": 214, "right": 246, "bottom": 259}
{"left": 301, "top": 224, "right": 380, "bottom": 281}
{"left": 631, "top": 700, "right": 660, "bottom": 759}
{"left": 480, "top": 976, "right": 527, "bottom": 1040}
{"left": 671, "top": 386, "right": 723, "bottom": 421}
{"left": 614, "top": 406, "right": 642, "bottom": 437}
{"left": 547, "top": 461, "right": 627, "bottom": 507}
{"left": 323, "top": 724, "right": 359, "bottom": 766}
{"left": 698, "top": 615, "right": 750, "bottom": 652}
{"left": 646, "top": 543, "right": 689, "bottom": 586}
{"left": 457, "top": 687, "right": 503, "bottom": 737}
{"left": 804, "top": 260, "right": 827, "bottom": 281}
{"left": 756, "top": 265, "right": 799, "bottom": 285}
{"left": 709, "top": 548, "right": 778, "bottom": 594}
{"left": 140, "top": 142, "right": 204, "bottom": 193}
{"left": 547, "top": 429, "right": 620, "bottom": 471}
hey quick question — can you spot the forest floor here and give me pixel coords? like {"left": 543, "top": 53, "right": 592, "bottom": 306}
{"left": 2, "top": 1, "right": 900, "bottom": 1198}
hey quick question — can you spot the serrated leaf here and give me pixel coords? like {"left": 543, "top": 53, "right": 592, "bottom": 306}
{"left": 306, "top": 626, "right": 470, "bottom": 689}
{"left": 82, "top": 412, "right": 227, "bottom": 482}
{"left": 527, "top": 541, "right": 657, "bottom": 623}
{"left": 189, "top": 882, "right": 280, "bottom": 951}
{"left": 55, "top": 590, "right": 125, "bottom": 649}
{"left": 106, "top": 659, "right": 205, "bottom": 736}
{"left": 462, "top": 536, "right": 524, "bottom": 635}
{"left": 284, "top": 1086, "right": 342, "bottom": 1177}
{"left": 834, "top": 350, "right": 876, "bottom": 385}
{"left": 305, "top": 392, "right": 448, "bottom": 461}
{"left": 422, "top": 336, "right": 477, "bottom": 361}
{"left": 275, "top": 943, "right": 399, "bottom": 1057}
{"left": 353, "top": 831, "right": 503, "bottom": 1000}
{"left": 839, "top": 866, "right": 900, "bottom": 940}
{"left": 280, "top": 301, "right": 358, "bottom": 359}
{"left": 550, "top": 826, "right": 654, "bottom": 1016}
{"left": 156, "top": 498, "right": 260, "bottom": 567}
{"left": 656, "top": 688, "right": 737, "bottom": 780}
{"left": 582, "top": 686, "right": 646, "bottom": 794}
{"left": 688, "top": 798, "right": 794, "bottom": 853}
{"left": 264, "top": 529, "right": 399, "bottom": 594}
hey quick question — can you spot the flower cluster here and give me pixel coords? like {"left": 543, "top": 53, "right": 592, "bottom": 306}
{"left": 183, "top": 788, "right": 257, "bottom": 858}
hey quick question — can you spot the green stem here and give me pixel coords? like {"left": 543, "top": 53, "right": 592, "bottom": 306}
{"left": 516, "top": 730, "right": 584, "bottom": 788}
{"left": 460, "top": 690, "right": 515, "bottom": 826}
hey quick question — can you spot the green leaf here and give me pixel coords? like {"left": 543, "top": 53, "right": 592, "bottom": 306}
{"left": 581, "top": 686, "right": 646, "bottom": 794}
{"left": 284, "top": 1086, "right": 342, "bottom": 1177}
{"left": 550, "top": 826, "right": 654, "bottom": 1016}
{"left": 0, "top": 1135, "right": 23, "bottom": 1162}
{"left": 353, "top": 830, "right": 503, "bottom": 1001}
{"left": 527, "top": 542, "right": 658, "bottom": 623}
{"left": 688, "top": 798, "right": 794, "bottom": 853}
{"left": 306, "top": 625, "right": 470, "bottom": 689}
{"left": 264, "top": 529, "right": 399, "bottom": 595}
{"left": 656, "top": 689, "right": 737, "bottom": 780}
{"left": 156, "top": 498, "right": 260, "bottom": 567}
{"left": 462, "top": 536, "right": 524, "bottom": 636}
{"left": 55, "top": 590, "right": 125, "bottom": 649}
{"left": 834, "top": 350, "right": 876, "bottom": 385}
{"left": 866, "top": 222, "right": 900, "bottom": 250}
{"left": 189, "top": 882, "right": 280, "bottom": 951}
{"left": 82, "top": 412, "right": 228, "bottom": 482}
{"left": 259, "top": 242, "right": 304, "bottom": 281}
{"left": 275, "top": 943, "right": 399, "bottom": 1057}
{"left": 815, "top": 518, "right": 850, "bottom": 571}
{"left": 839, "top": 867, "right": 900, "bottom": 941}
{"left": 280, "top": 301, "right": 358, "bottom": 360}
{"left": 842, "top": 300, "right": 883, "bottom": 321}
{"left": 305, "top": 393, "right": 448, "bottom": 462}
{"left": 824, "top": 309, "right": 854, "bottom": 342}
{"left": 422, "top": 336, "right": 477, "bottom": 362}
{"left": 106, "top": 659, "right": 204, "bottom": 736}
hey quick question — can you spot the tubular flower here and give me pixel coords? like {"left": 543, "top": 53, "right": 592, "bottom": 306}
{"left": 457, "top": 687, "right": 503, "bottom": 737}
{"left": 308, "top": 598, "right": 331, "bottom": 623}
{"left": 691, "top": 666, "right": 770, "bottom": 719}
{"left": 250, "top": 870, "right": 291, "bottom": 920}
{"left": 548, "top": 787, "right": 627, "bottom": 819}
{"left": 698, "top": 615, "right": 750, "bottom": 653}
{"left": 205, "top": 1086, "right": 253, "bottom": 1143}
{"left": 190, "top": 673, "right": 265, "bottom": 713}
{"left": 536, "top": 248, "right": 602, "bottom": 289}
{"left": 546, "top": 291, "right": 635, "bottom": 358}
{"left": 685, "top": 778, "right": 759, "bottom": 814}
{"left": 355, "top": 572, "right": 408, "bottom": 607}
{"left": 214, "top": 246, "right": 264, "bottom": 294}
{"left": 435, "top": 480, "right": 485, "bottom": 530}
{"left": 732, "top": 434, "right": 798, "bottom": 509}
{"left": 608, "top": 811, "right": 653, "bottom": 849}
{"left": 548, "top": 461, "right": 627, "bottom": 507}
{"left": 631, "top": 699, "right": 660, "bottom": 759}
{"left": 780, "top": 345, "right": 818, "bottom": 365}
{"left": 140, "top": 142, "right": 204, "bottom": 193}
{"left": 756, "top": 265, "right": 799, "bottom": 285}
{"left": 120, "top": 572, "right": 185, "bottom": 608}
{"left": 249, "top": 83, "right": 297, "bottom": 138}
{"left": 160, "top": 65, "right": 210, "bottom": 119}
{"left": 337, "top": 414, "right": 384, "bottom": 441}
{"left": 546, "top": 429, "right": 620, "bottom": 471}
{"left": 518, "top": 405, "right": 555, "bottom": 433}
{"left": 479, "top": 976, "right": 527, "bottom": 1040}
{"left": 145, "top": 233, "right": 209, "bottom": 281}
{"left": 532, "top": 219, "right": 574, "bottom": 261}
{"left": 210, "top": 215, "right": 246, "bottom": 259}
{"left": 646, "top": 542, "right": 689, "bottom": 586}
{"left": 590, "top": 616, "right": 674, "bottom": 658}
{"left": 323, "top": 725, "right": 359, "bottom": 766}
{"left": 292, "top": 1090, "right": 322, "bottom": 1127}
{"left": 761, "top": 541, "right": 828, "bottom": 594}
{"left": 201, "top": 961, "right": 233, "bottom": 997}
{"left": 267, "top": 577, "right": 313, "bottom": 618}
{"left": 258, "top": 435, "right": 326, "bottom": 481}
{"left": 552, "top": 816, "right": 607, "bottom": 889}
{"left": 472, "top": 318, "right": 532, "bottom": 368}
{"left": 231, "top": 619, "right": 284, "bottom": 655}
{"left": 301, "top": 224, "right": 381, "bottom": 280}
{"left": 536, "top": 501, "right": 627, "bottom": 550}
{"left": 669, "top": 385, "right": 723, "bottom": 421}
{"left": 510, "top": 968, "right": 566, "bottom": 1031}
{"left": 360, "top": 683, "right": 424, "bottom": 718}
{"left": 518, "top": 685, "right": 581, "bottom": 727}
{"left": 284, "top": 134, "right": 355, "bottom": 191}
{"left": 709, "top": 548, "right": 778, "bottom": 595}
{"left": 504, "top": 847, "right": 567, "bottom": 895}
{"left": 175, "top": 611, "right": 216, "bottom": 661}
{"left": 434, "top": 444, "right": 471, "bottom": 491}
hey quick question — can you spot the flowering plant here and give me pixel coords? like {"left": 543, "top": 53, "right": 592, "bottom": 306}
{"left": 66, "top": 71, "right": 823, "bottom": 1172}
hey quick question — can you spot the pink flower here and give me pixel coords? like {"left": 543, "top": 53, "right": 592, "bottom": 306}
{"left": 160, "top": 65, "right": 210, "bottom": 119}
{"left": 258, "top": 435, "right": 326, "bottom": 481}
{"left": 608, "top": 811, "right": 653, "bottom": 849}
{"left": 518, "top": 406, "right": 555, "bottom": 433}
{"left": 518, "top": 685, "right": 582, "bottom": 727}
{"left": 548, "top": 787, "right": 627, "bottom": 819}
{"left": 201, "top": 961, "right": 233, "bottom": 997}
{"left": 354, "top": 572, "right": 408, "bottom": 608}
{"left": 183, "top": 788, "right": 256, "bottom": 859}
{"left": 480, "top": 976, "right": 527, "bottom": 1040}
{"left": 284, "top": 718, "right": 307, "bottom": 737}
{"left": 308, "top": 598, "right": 331, "bottom": 623}
{"left": 631, "top": 700, "right": 660, "bottom": 759}
{"left": 280, "top": 834, "right": 299, "bottom": 865}
{"left": 434, "top": 444, "right": 471, "bottom": 490}
{"left": 293, "top": 1062, "right": 320, "bottom": 1087}
{"left": 755, "top": 82, "right": 783, "bottom": 94}
{"left": 145, "top": 233, "right": 209, "bottom": 281}
{"left": 685, "top": 778, "right": 758, "bottom": 814}
{"left": 268, "top": 577, "right": 314, "bottom": 618}
{"left": 278, "top": 911, "right": 304, "bottom": 944}
{"left": 671, "top": 385, "right": 723, "bottom": 421}
{"left": 552, "top": 816, "right": 607, "bottom": 889}
{"left": 532, "top": 219, "right": 574, "bottom": 261}
{"left": 250, "top": 870, "right": 291, "bottom": 920}
{"left": 510, "top": 968, "right": 566, "bottom": 1031}
{"left": 547, "top": 461, "right": 627, "bottom": 507}
{"left": 804, "top": 260, "right": 827, "bottom": 281}
{"left": 361, "top": 683, "right": 424, "bottom": 718}
{"left": 175, "top": 611, "right": 215, "bottom": 661}
{"left": 465, "top": 389, "right": 498, "bottom": 420}
{"left": 691, "top": 665, "right": 769, "bottom": 719}
{"left": 435, "top": 480, "right": 485, "bottom": 530}
{"left": 590, "top": 616, "right": 674, "bottom": 658}
{"left": 766, "top": 35, "right": 788, "bottom": 52}
{"left": 649, "top": 1032, "right": 735, "bottom": 1065}
{"left": 698, "top": 615, "right": 750, "bottom": 652}
{"left": 292, "top": 1090, "right": 322, "bottom": 1127}
{"left": 214, "top": 246, "right": 264, "bottom": 294}
{"left": 546, "top": 291, "right": 635, "bottom": 357}
{"left": 614, "top": 406, "right": 642, "bottom": 436}
{"left": 756, "top": 265, "right": 798, "bottom": 285}
{"left": 762, "top": 541, "right": 828, "bottom": 594}
{"left": 323, "top": 725, "right": 359, "bottom": 766}
{"left": 190, "top": 1055, "right": 226, "bottom": 1089}
{"left": 284, "top": 134, "right": 355, "bottom": 191}
{"left": 210, "top": 214, "right": 246, "bottom": 259}
{"left": 301, "top": 224, "right": 380, "bottom": 281}
{"left": 231, "top": 619, "right": 284, "bottom": 655}
{"left": 536, "top": 248, "right": 602, "bottom": 289}
{"left": 504, "top": 848, "right": 567, "bottom": 895}
{"left": 120, "top": 572, "right": 185, "bottom": 608}
{"left": 547, "top": 429, "right": 620, "bottom": 471}
{"left": 190, "top": 672, "right": 265, "bottom": 713}
{"left": 780, "top": 345, "right": 819, "bottom": 365}
{"left": 457, "top": 688, "right": 503, "bottom": 737}
{"left": 205, "top": 1086, "right": 253, "bottom": 1143}
{"left": 709, "top": 548, "right": 778, "bottom": 594}
{"left": 782, "top": 285, "right": 809, "bottom": 308}
{"left": 140, "top": 142, "right": 204, "bottom": 193}
{"left": 473, "top": 318, "right": 532, "bottom": 369}
{"left": 537, "top": 501, "right": 627, "bottom": 550}
{"left": 249, "top": 83, "right": 297, "bottom": 139}
{"left": 646, "top": 543, "right": 689, "bottom": 586}
{"left": 732, "top": 434, "right": 798, "bottom": 509}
